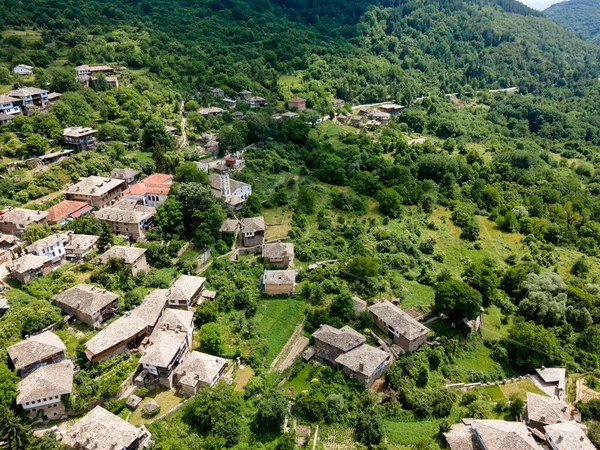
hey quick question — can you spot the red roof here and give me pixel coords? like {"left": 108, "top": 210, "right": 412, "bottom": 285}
{"left": 224, "top": 156, "right": 237, "bottom": 163}
{"left": 123, "top": 182, "right": 171, "bottom": 196}
{"left": 143, "top": 173, "right": 172, "bottom": 184}
{"left": 46, "top": 200, "right": 92, "bottom": 223}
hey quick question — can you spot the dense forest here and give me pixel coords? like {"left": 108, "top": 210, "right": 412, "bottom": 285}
{"left": 545, "top": 0, "right": 600, "bottom": 45}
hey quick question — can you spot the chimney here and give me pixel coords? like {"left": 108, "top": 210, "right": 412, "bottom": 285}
{"left": 359, "top": 363, "right": 364, "bottom": 371}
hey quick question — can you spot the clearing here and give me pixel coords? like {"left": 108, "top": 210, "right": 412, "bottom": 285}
{"left": 269, "top": 322, "right": 308, "bottom": 373}
{"left": 128, "top": 389, "right": 186, "bottom": 426}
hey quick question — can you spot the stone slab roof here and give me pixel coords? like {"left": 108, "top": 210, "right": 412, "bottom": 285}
{"left": 175, "top": 351, "right": 229, "bottom": 387}
{"left": 93, "top": 199, "right": 155, "bottom": 224}
{"left": 471, "top": 420, "right": 539, "bottom": 450}
{"left": 64, "top": 176, "right": 125, "bottom": 198}
{"left": 443, "top": 423, "right": 476, "bottom": 450}
{"left": 97, "top": 245, "right": 146, "bottom": 265}
{"left": 54, "top": 284, "right": 118, "bottom": 317}
{"left": 26, "top": 233, "right": 64, "bottom": 253}
{"left": 63, "top": 126, "right": 96, "bottom": 138}
{"left": 369, "top": 300, "right": 430, "bottom": 340}
{"left": 0, "top": 207, "right": 48, "bottom": 226}
{"left": 241, "top": 216, "right": 265, "bottom": 233}
{"left": 312, "top": 325, "right": 366, "bottom": 352}
{"left": 219, "top": 218, "right": 239, "bottom": 232}
{"left": 132, "top": 289, "right": 168, "bottom": 328}
{"left": 62, "top": 406, "right": 148, "bottom": 450}
{"left": 262, "top": 241, "right": 294, "bottom": 259}
{"left": 169, "top": 275, "right": 205, "bottom": 302}
{"left": 16, "top": 359, "right": 73, "bottom": 405}
{"left": 544, "top": 421, "right": 595, "bottom": 450}
{"left": 7, "top": 330, "right": 66, "bottom": 371}
{"left": 110, "top": 168, "right": 140, "bottom": 180}
{"left": 536, "top": 367, "right": 566, "bottom": 390}
{"left": 85, "top": 313, "right": 148, "bottom": 356}
{"left": 6, "top": 87, "right": 48, "bottom": 97}
{"left": 334, "top": 344, "right": 390, "bottom": 377}
{"left": 263, "top": 269, "right": 296, "bottom": 285}
{"left": 526, "top": 392, "right": 568, "bottom": 426}
{"left": 7, "top": 253, "right": 50, "bottom": 274}
{"left": 64, "top": 234, "right": 99, "bottom": 251}
{"left": 139, "top": 309, "right": 193, "bottom": 367}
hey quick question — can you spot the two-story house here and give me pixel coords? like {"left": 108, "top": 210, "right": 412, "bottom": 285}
{"left": 262, "top": 241, "right": 294, "bottom": 268}
{"left": 45, "top": 199, "right": 93, "bottom": 225}
{"left": 211, "top": 87, "right": 225, "bottom": 97}
{"left": 6, "top": 87, "right": 49, "bottom": 113}
{"left": 13, "top": 64, "right": 34, "bottom": 75}
{"left": 174, "top": 351, "right": 229, "bottom": 396}
{"left": 93, "top": 198, "right": 155, "bottom": 242}
{"left": 25, "top": 233, "right": 66, "bottom": 264}
{"left": 54, "top": 284, "right": 119, "bottom": 328}
{"left": 97, "top": 245, "right": 149, "bottom": 275}
{"left": 74, "top": 64, "right": 115, "bottom": 76}
{"left": 110, "top": 168, "right": 141, "bottom": 186}
{"left": 208, "top": 173, "right": 252, "bottom": 211}
{"left": 167, "top": 275, "right": 206, "bottom": 308}
{"left": 7, "top": 330, "right": 66, "bottom": 376}
{"left": 139, "top": 308, "right": 194, "bottom": 388}
{"left": 0, "top": 207, "right": 48, "bottom": 236}
{"left": 64, "top": 233, "right": 99, "bottom": 261}
{"left": 369, "top": 300, "right": 430, "bottom": 352}
{"left": 84, "top": 313, "right": 149, "bottom": 362}
{"left": 7, "top": 254, "right": 51, "bottom": 284}
{"left": 287, "top": 97, "right": 306, "bottom": 110}
{"left": 0, "top": 94, "right": 21, "bottom": 115}
{"left": 64, "top": 176, "right": 126, "bottom": 209}
{"left": 63, "top": 126, "right": 97, "bottom": 150}
{"left": 261, "top": 269, "right": 296, "bottom": 295}
{"left": 248, "top": 96, "right": 267, "bottom": 108}
{"left": 123, "top": 173, "right": 173, "bottom": 207}
{"left": 241, "top": 216, "right": 265, "bottom": 247}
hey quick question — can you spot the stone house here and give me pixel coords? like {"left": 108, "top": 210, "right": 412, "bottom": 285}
{"left": 332, "top": 98, "right": 346, "bottom": 108}
{"left": 0, "top": 94, "right": 21, "bottom": 115}
{"left": 350, "top": 115, "right": 363, "bottom": 126}
{"left": 133, "top": 289, "right": 171, "bottom": 332}
{"left": 13, "top": 64, "right": 34, "bottom": 75}
{"left": 261, "top": 269, "right": 296, "bottom": 295}
{"left": 545, "top": 421, "right": 595, "bottom": 450}
{"left": 16, "top": 360, "right": 73, "bottom": 420}
{"left": 25, "top": 233, "right": 66, "bottom": 264}
{"left": 5, "top": 87, "right": 48, "bottom": 113}
{"left": 166, "top": 275, "right": 206, "bottom": 308}
{"left": 312, "top": 325, "right": 366, "bottom": 364}
{"left": 63, "top": 126, "right": 97, "bottom": 150}
{"left": 84, "top": 313, "right": 149, "bottom": 362}
{"left": 0, "top": 207, "right": 48, "bottom": 236}
{"left": 7, "top": 254, "right": 51, "bottom": 284}
{"left": 369, "top": 300, "right": 429, "bottom": 352}
{"left": 62, "top": 406, "right": 151, "bottom": 450}
{"left": 110, "top": 168, "right": 141, "bottom": 186}
{"left": 139, "top": 309, "right": 194, "bottom": 388}
{"left": 74, "top": 64, "right": 115, "bottom": 75}
{"left": 211, "top": 87, "right": 225, "bottom": 97}
{"left": 45, "top": 199, "right": 93, "bottom": 225}
{"left": 262, "top": 241, "right": 294, "bottom": 268}
{"left": 524, "top": 392, "right": 569, "bottom": 433}
{"left": 93, "top": 199, "right": 155, "bottom": 242}
{"left": 64, "top": 176, "right": 126, "bottom": 209}
{"left": 241, "top": 216, "right": 265, "bottom": 247}
{"left": 97, "top": 246, "right": 149, "bottom": 275}
{"left": 64, "top": 233, "right": 99, "bottom": 261}
{"left": 53, "top": 284, "right": 119, "bottom": 328}
{"left": 288, "top": 97, "right": 306, "bottom": 110}
{"left": 239, "top": 90, "right": 253, "bottom": 100}
{"left": 7, "top": 330, "right": 66, "bottom": 376}
{"left": 174, "top": 351, "right": 229, "bottom": 396}
{"left": 208, "top": 173, "right": 252, "bottom": 211}
{"left": 248, "top": 96, "right": 267, "bottom": 108}
{"left": 444, "top": 419, "right": 539, "bottom": 450}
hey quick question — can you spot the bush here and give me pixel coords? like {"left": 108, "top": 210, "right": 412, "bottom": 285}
{"left": 134, "top": 386, "right": 149, "bottom": 398}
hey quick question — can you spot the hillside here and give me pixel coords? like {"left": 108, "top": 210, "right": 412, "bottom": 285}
{"left": 545, "top": 0, "right": 600, "bottom": 44}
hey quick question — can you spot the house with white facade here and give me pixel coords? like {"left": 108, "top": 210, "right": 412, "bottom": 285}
{"left": 0, "top": 94, "right": 22, "bottom": 115}
{"left": 123, "top": 173, "right": 173, "bottom": 207}
{"left": 25, "top": 233, "right": 66, "bottom": 264}
{"left": 208, "top": 172, "right": 252, "bottom": 211}
{"left": 13, "top": 64, "right": 34, "bottom": 75}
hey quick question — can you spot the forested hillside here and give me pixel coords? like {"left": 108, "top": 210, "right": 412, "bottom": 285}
{"left": 545, "top": 0, "right": 600, "bottom": 44}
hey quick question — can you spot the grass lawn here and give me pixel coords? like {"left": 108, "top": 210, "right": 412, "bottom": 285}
{"left": 263, "top": 206, "right": 293, "bottom": 240}
{"left": 282, "top": 362, "right": 313, "bottom": 393}
{"left": 128, "top": 389, "right": 186, "bottom": 426}
{"left": 482, "top": 305, "right": 512, "bottom": 339}
{"left": 126, "top": 150, "right": 154, "bottom": 164}
{"left": 1, "top": 29, "right": 42, "bottom": 41}
{"left": 475, "top": 384, "right": 506, "bottom": 402}
{"left": 384, "top": 420, "right": 441, "bottom": 446}
{"left": 398, "top": 278, "right": 435, "bottom": 308}
{"left": 499, "top": 379, "right": 547, "bottom": 400}
{"left": 256, "top": 298, "right": 306, "bottom": 366}
{"left": 234, "top": 365, "right": 255, "bottom": 392}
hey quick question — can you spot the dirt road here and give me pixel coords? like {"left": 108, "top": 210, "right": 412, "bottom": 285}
{"left": 270, "top": 322, "right": 308, "bottom": 373}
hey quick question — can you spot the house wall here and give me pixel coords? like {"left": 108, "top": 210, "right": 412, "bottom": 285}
{"left": 65, "top": 245, "right": 95, "bottom": 261}
{"left": 263, "top": 283, "right": 294, "bottom": 296}
{"left": 29, "top": 241, "right": 65, "bottom": 263}
{"left": 371, "top": 315, "right": 427, "bottom": 352}
{"left": 11, "top": 264, "right": 51, "bottom": 284}
{"left": 67, "top": 185, "right": 123, "bottom": 209}
{"left": 265, "top": 255, "right": 292, "bottom": 269}
{"left": 145, "top": 193, "right": 168, "bottom": 207}
{"left": 313, "top": 338, "right": 348, "bottom": 364}
{"left": 104, "top": 220, "right": 145, "bottom": 242}
{"left": 130, "top": 256, "right": 149, "bottom": 276}
{"left": 233, "top": 185, "right": 252, "bottom": 200}
{"left": 88, "top": 329, "right": 147, "bottom": 363}
{"left": 23, "top": 398, "right": 65, "bottom": 420}
{"left": 242, "top": 231, "right": 264, "bottom": 247}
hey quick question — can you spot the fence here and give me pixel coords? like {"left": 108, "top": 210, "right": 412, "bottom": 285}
{"left": 446, "top": 374, "right": 530, "bottom": 389}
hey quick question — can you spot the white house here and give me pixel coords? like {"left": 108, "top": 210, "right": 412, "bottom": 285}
{"left": 13, "top": 64, "right": 34, "bottom": 75}
{"left": 208, "top": 173, "right": 252, "bottom": 211}
{"left": 248, "top": 96, "right": 267, "bottom": 108}
{"left": 25, "top": 233, "right": 66, "bottom": 265}
{"left": 123, "top": 173, "right": 173, "bottom": 207}
{"left": 0, "top": 94, "right": 21, "bottom": 115}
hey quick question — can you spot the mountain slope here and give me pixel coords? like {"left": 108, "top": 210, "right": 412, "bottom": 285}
{"left": 545, "top": 0, "right": 600, "bottom": 44}
{"left": 0, "top": 0, "right": 598, "bottom": 103}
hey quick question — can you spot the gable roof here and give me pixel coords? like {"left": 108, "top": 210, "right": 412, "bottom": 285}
{"left": 263, "top": 269, "right": 296, "bottom": 285}
{"left": 7, "top": 331, "right": 66, "bottom": 370}
{"left": 544, "top": 421, "right": 595, "bottom": 450}
{"left": 471, "top": 420, "right": 539, "bottom": 450}
{"left": 63, "top": 126, "right": 96, "bottom": 138}
{"left": 208, "top": 174, "right": 250, "bottom": 196}
{"left": 143, "top": 173, "right": 173, "bottom": 184}
{"left": 132, "top": 289, "right": 168, "bottom": 327}
{"left": 241, "top": 216, "right": 265, "bottom": 233}
{"left": 16, "top": 359, "right": 73, "bottom": 405}
{"left": 0, "top": 208, "right": 48, "bottom": 225}
{"left": 26, "top": 233, "right": 64, "bottom": 253}
{"left": 85, "top": 313, "right": 148, "bottom": 356}
{"left": 169, "top": 275, "right": 205, "bottom": 302}
{"left": 536, "top": 367, "right": 566, "bottom": 390}
{"left": 64, "top": 234, "right": 99, "bottom": 251}
{"left": 7, "top": 253, "right": 50, "bottom": 274}
{"left": 45, "top": 200, "right": 92, "bottom": 223}
{"left": 64, "top": 176, "right": 125, "bottom": 197}
{"left": 526, "top": 392, "right": 568, "bottom": 426}
{"left": 262, "top": 241, "right": 294, "bottom": 259}
{"left": 175, "top": 351, "right": 229, "bottom": 386}
{"left": 312, "top": 325, "right": 366, "bottom": 352}
{"left": 369, "top": 300, "right": 430, "bottom": 340}
{"left": 335, "top": 344, "right": 390, "bottom": 377}
{"left": 97, "top": 246, "right": 146, "bottom": 265}
{"left": 139, "top": 309, "right": 193, "bottom": 368}
{"left": 110, "top": 168, "right": 140, "bottom": 180}
{"left": 93, "top": 199, "right": 155, "bottom": 224}
{"left": 62, "top": 406, "right": 148, "bottom": 450}
{"left": 219, "top": 218, "right": 239, "bottom": 232}
{"left": 123, "top": 181, "right": 171, "bottom": 196}
{"left": 54, "top": 284, "right": 118, "bottom": 316}
{"left": 6, "top": 87, "right": 48, "bottom": 98}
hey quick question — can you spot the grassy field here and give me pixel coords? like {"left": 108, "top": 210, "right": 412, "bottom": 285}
{"left": 256, "top": 298, "right": 306, "bottom": 366}
{"left": 234, "top": 365, "right": 255, "bottom": 392}
{"left": 128, "top": 389, "right": 186, "bottom": 426}
{"left": 384, "top": 420, "right": 441, "bottom": 446}
{"left": 263, "top": 206, "right": 293, "bottom": 240}
{"left": 282, "top": 361, "right": 313, "bottom": 393}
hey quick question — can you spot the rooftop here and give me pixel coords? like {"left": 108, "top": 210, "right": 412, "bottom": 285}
{"left": 471, "top": 420, "right": 539, "bottom": 450}
{"left": 312, "top": 324, "right": 366, "bottom": 352}
{"left": 132, "top": 289, "right": 169, "bottom": 327}
{"left": 93, "top": 199, "right": 155, "bottom": 224}
{"left": 63, "top": 126, "right": 97, "bottom": 138}
{"left": 219, "top": 218, "right": 239, "bottom": 232}
{"left": 139, "top": 309, "right": 193, "bottom": 367}
{"left": 64, "top": 176, "right": 125, "bottom": 198}
{"left": 75, "top": 64, "right": 114, "bottom": 71}
{"left": 263, "top": 269, "right": 296, "bottom": 285}
{"left": 241, "top": 216, "right": 265, "bottom": 233}
{"left": 45, "top": 200, "right": 91, "bottom": 223}
{"left": 334, "top": 344, "right": 390, "bottom": 377}
{"left": 0, "top": 94, "right": 20, "bottom": 103}
{"left": 64, "top": 234, "right": 99, "bottom": 251}
{"left": 16, "top": 360, "right": 73, "bottom": 405}
{"left": 545, "top": 421, "right": 595, "bottom": 450}
{"left": 26, "top": 233, "right": 64, "bottom": 253}
{"left": 168, "top": 275, "right": 206, "bottom": 302}
{"left": 208, "top": 174, "right": 250, "bottom": 197}
{"left": 262, "top": 241, "right": 294, "bottom": 259}
{"left": 123, "top": 181, "right": 171, "bottom": 196}
{"left": 536, "top": 367, "right": 567, "bottom": 390}
{"left": 97, "top": 245, "right": 147, "bottom": 265}
{"left": 526, "top": 392, "right": 568, "bottom": 426}
{"left": 143, "top": 173, "right": 173, "bottom": 184}
{"left": 110, "top": 168, "right": 140, "bottom": 180}
{"left": 369, "top": 300, "right": 430, "bottom": 340}
{"left": 175, "top": 351, "right": 229, "bottom": 386}
{"left": 0, "top": 207, "right": 48, "bottom": 225}
{"left": 62, "top": 406, "right": 149, "bottom": 450}
{"left": 6, "top": 87, "right": 48, "bottom": 97}
{"left": 7, "top": 253, "right": 50, "bottom": 274}
{"left": 7, "top": 330, "right": 66, "bottom": 371}
{"left": 85, "top": 313, "right": 148, "bottom": 355}
{"left": 54, "top": 284, "right": 118, "bottom": 317}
